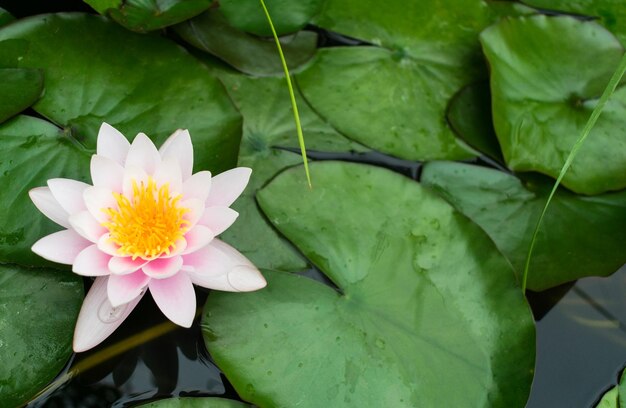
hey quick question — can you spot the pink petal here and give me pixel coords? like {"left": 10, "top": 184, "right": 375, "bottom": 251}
{"left": 97, "top": 123, "right": 130, "bottom": 165}
{"left": 29, "top": 187, "right": 70, "bottom": 228}
{"left": 205, "top": 167, "right": 251, "bottom": 207}
{"left": 31, "top": 229, "right": 91, "bottom": 264}
{"left": 125, "top": 132, "right": 161, "bottom": 175}
{"left": 73, "top": 276, "right": 143, "bottom": 352}
{"left": 97, "top": 233, "right": 120, "bottom": 256}
{"left": 83, "top": 186, "right": 118, "bottom": 223}
{"left": 108, "top": 270, "right": 151, "bottom": 307}
{"left": 69, "top": 211, "right": 107, "bottom": 243}
{"left": 47, "top": 178, "right": 89, "bottom": 215}
{"left": 91, "top": 155, "right": 125, "bottom": 193}
{"left": 159, "top": 129, "right": 193, "bottom": 180}
{"left": 184, "top": 239, "right": 266, "bottom": 292}
{"left": 142, "top": 255, "right": 183, "bottom": 279}
{"left": 108, "top": 256, "right": 148, "bottom": 275}
{"left": 122, "top": 165, "right": 149, "bottom": 199}
{"left": 149, "top": 272, "right": 196, "bottom": 328}
{"left": 180, "top": 198, "right": 205, "bottom": 228}
{"left": 153, "top": 156, "right": 182, "bottom": 195}
{"left": 182, "top": 225, "right": 214, "bottom": 254}
{"left": 198, "top": 207, "right": 238, "bottom": 236}
{"left": 160, "top": 237, "right": 187, "bottom": 259}
{"left": 73, "top": 244, "right": 112, "bottom": 276}
{"left": 182, "top": 171, "right": 211, "bottom": 203}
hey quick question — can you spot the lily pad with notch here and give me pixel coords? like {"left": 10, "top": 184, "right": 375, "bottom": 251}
{"left": 0, "top": 12, "right": 242, "bottom": 175}
{"left": 203, "top": 161, "right": 535, "bottom": 407}
{"left": 296, "top": 0, "right": 529, "bottom": 162}
{"left": 421, "top": 161, "right": 626, "bottom": 291}
{"left": 481, "top": 15, "right": 626, "bottom": 195}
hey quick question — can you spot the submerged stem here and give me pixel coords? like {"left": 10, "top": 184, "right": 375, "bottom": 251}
{"left": 522, "top": 53, "right": 626, "bottom": 293}
{"left": 259, "top": 0, "right": 312, "bottom": 188}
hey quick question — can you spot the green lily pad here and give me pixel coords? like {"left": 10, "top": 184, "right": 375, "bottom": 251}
{"left": 447, "top": 82, "right": 504, "bottom": 163}
{"left": 522, "top": 0, "right": 626, "bottom": 46}
{"left": 596, "top": 367, "right": 626, "bottom": 408}
{"left": 0, "top": 116, "right": 91, "bottom": 267}
{"left": 203, "top": 162, "right": 535, "bottom": 407}
{"left": 0, "top": 264, "right": 83, "bottom": 407}
{"left": 296, "top": 0, "right": 528, "bottom": 161}
{"left": 174, "top": 8, "right": 317, "bottom": 76}
{"left": 0, "top": 68, "right": 43, "bottom": 124}
{"left": 215, "top": 70, "right": 367, "bottom": 272}
{"left": 480, "top": 15, "right": 626, "bottom": 195}
{"left": 84, "top": 0, "right": 212, "bottom": 32}
{"left": 421, "top": 161, "right": 626, "bottom": 291}
{"left": 218, "top": 0, "right": 324, "bottom": 36}
{"left": 0, "top": 12, "right": 241, "bottom": 175}
{"left": 138, "top": 397, "right": 250, "bottom": 407}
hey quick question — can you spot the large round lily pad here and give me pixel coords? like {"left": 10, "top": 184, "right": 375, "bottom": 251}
{"left": 84, "top": 0, "right": 212, "bottom": 32}
{"left": 296, "top": 0, "right": 528, "bottom": 161}
{"left": 0, "top": 12, "right": 242, "bottom": 174}
{"left": 595, "top": 367, "right": 626, "bottom": 407}
{"left": 203, "top": 162, "right": 535, "bottom": 407}
{"left": 421, "top": 161, "right": 626, "bottom": 291}
{"left": 480, "top": 15, "right": 626, "bottom": 194}
{"left": 0, "top": 115, "right": 90, "bottom": 267}
{"left": 0, "top": 264, "right": 83, "bottom": 406}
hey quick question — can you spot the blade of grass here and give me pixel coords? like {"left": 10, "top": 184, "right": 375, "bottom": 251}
{"left": 259, "top": 0, "right": 312, "bottom": 188}
{"left": 522, "top": 52, "right": 626, "bottom": 293}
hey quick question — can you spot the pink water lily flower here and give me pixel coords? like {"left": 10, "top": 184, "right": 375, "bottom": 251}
{"left": 29, "top": 123, "right": 266, "bottom": 352}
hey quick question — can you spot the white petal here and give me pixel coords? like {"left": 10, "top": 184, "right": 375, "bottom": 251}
{"left": 69, "top": 211, "right": 107, "bottom": 243}
{"left": 153, "top": 155, "right": 182, "bottom": 195}
{"left": 180, "top": 198, "right": 205, "bottom": 229}
{"left": 125, "top": 132, "right": 161, "bottom": 175}
{"left": 159, "top": 129, "right": 193, "bottom": 180}
{"left": 122, "top": 165, "right": 149, "bottom": 199}
{"left": 107, "top": 270, "right": 151, "bottom": 307}
{"left": 73, "top": 245, "right": 112, "bottom": 276}
{"left": 83, "top": 186, "right": 118, "bottom": 223}
{"left": 142, "top": 256, "right": 183, "bottom": 279}
{"left": 149, "top": 272, "right": 196, "bottom": 328}
{"left": 47, "top": 178, "right": 89, "bottom": 215}
{"left": 198, "top": 207, "right": 238, "bottom": 236}
{"left": 91, "top": 155, "right": 125, "bottom": 193}
{"left": 32, "top": 229, "right": 91, "bottom": 264}
{"left": 73, "top": 276, "right": 144, "bottom": 352}
{"left": 184, "top": 239, "right": 266, "bottom": 292}
{"left": 97, "top": 233, "right": 120, "bottom": 256}
{"left": 182, "top": 171, "right": 211, "bottom": 203}
{"left": 108, "top": 256, "right": 148, "bottom": 275}
{"left": 205, "top": 167, "right": 251, "bottom": 207}
{"left": 182, "top": 225, "right": 214, "bottom": 254}
{"left": 29, "top": 187, "right": 70, "bottom": 228}
{"left": 97, "top": 123, "right": 130, "bottom": 165}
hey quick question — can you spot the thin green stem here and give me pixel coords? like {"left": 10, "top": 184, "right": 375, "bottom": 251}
{"left": 259, "top": 0, "right": 312, "bottom": 188}
{"left": 521, "top": 53, "right": 626, "bottom": 293}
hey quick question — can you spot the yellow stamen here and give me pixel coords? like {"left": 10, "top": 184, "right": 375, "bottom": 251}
{"left": 102, "top": 178, "right": 190, "bottom": 260}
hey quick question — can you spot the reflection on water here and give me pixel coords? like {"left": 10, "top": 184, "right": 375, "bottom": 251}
{"left": 527, "top": 264, "right": 626, "bottom": 408}
{"left": 30, "top": 289, "right": 237, "bottom": 407}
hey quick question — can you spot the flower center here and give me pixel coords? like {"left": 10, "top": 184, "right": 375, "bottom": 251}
{"left": 102, "top": 177, "right": 190, "bottom": 260}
